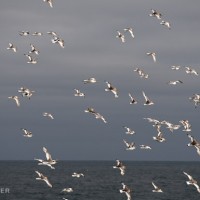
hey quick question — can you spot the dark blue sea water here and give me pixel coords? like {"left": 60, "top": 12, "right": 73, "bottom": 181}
{"left": 0, "top": 161, "right": 199, "bottom": 200}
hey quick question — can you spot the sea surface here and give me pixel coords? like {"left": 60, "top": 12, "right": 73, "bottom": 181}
{"left": 0, "top": 161, "right": 199, "bottom": 200}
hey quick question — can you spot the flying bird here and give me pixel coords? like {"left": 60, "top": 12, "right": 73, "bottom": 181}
{"left": 113, "top": 160, "right": 126, "bottom": 176}
{"left": 179, "top": 120, "right": 192, "bottom": 132}
{"left": 43, "top": 0, "right": 53, "bottom": 8}
{"left": 142, "top": 91, "right": 154, "bottom": 105}
{"left": 24, "top": 54, "right": 37, "bottom": 64}
{"left": 29, "top": 44, "right": 40, "bottom": 55}
{"left": 8, "top": 96, "right": 20, "bottom": 107}
{"left": 146, "top": 52, "right": 156, "bottom": 63}
{"left": 128, "top": 93, "right": 137, "bottom": 104}
{"left": 116, "top": 30, "right": 125, "bottom": 43}
{"left": 61, "top": 188, "right": 73, "bottom": 193}
{"left": 32, "top": 32, "right": 43, "bottom": 36}
{"left": 160, "top": 20, "right": 171, "bottom": 29}
{"left": 84, "top": 107, "right": 107, "bottom": 123}
{"left": 149, "top": 9, "right": 162, "bottom": 19}
{"left": 152, "top": 182, "right": 163, "bottom": 193}
{"left": 43, "top": 112, "right": 54, "bottom": 119}
{"left": 7, "top": 43, "right": 17, "bottom": 52}
{"left": 21, "top": 128, "right": 32, "bottom": 138}
{"left": 123, "top": 126, "right": 135, "bottom": 135}
{"left": 83, "top": 78, "right": 97, "bottom": 84}
{"left": 105, "top": 81, "right": 119, "bottom": 98}
{"left": 167, "top": 80, "right": 183, "bottom": 85}
{"left": 123, "top": 139, "right": 136, "bottom": 150}
{"left": 74, "top": 89, "right": 85, "bottom": 97}
{"left": 119, "top": 183, "right": 131, "bottom": 200}
{"left": 35, "top": 147, "right": 57, "bottom": 169}
{"left": 19, "top": 31, "right": 29, "bottom": 36}
{"left": 72, "top": 172, "right": 84, "bottom": 178}
{"left": 140, "top": 145, "right": 152, "bottom": 150}
{"left": 183, "top": 171, "right": 200, "bottom": 193}
{"left": 124, "top": 28, "right": 134, "bottom": 38}
{"left": 187, "top": 134, "right": 200, "bottom": 156}
{"left": 35, "top": 171, "right": 52, "bottom": 188}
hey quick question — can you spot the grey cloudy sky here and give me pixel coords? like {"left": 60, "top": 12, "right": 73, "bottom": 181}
{"left": 0, "top": 0, "right": 200, "bottom": 161}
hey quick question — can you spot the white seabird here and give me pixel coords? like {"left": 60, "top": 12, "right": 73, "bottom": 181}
{"left": 74, "top": 89, "right": 85, "bottom": 97}
{"left": 123, "top": 126, "right": 135, "bottom": 135}
{"left": 153, "top": 130, "right": 166, "bottom": 143}
{"left": 35, "top": 147, "right": 57, "bottom": 169}
{"left": 51, "top": 36, "right": 64, "bottom": 48}
{"left": 47, "top": 31, "right": 58, "bottom": 37}
{"left": 116, "top": 30, "right": 125, "bottom": 43}
{"left": 21, "top": 128, "right": 32, "bottom": 138}
{"left": 7, "top": 43, "right": 17, "bottom": 52}
{"left": 128, "top": 93, "right": 137, "bottom": 104}
{"left": 61, "top": 188, "right": 73, "bottom": 193}
{"left": 185, "top": 67, "right": 198, "bottom": 76}
{"left": 140, "top": 145, "right": 152, "bottom": 150}
{"left": 19, "top": 31, "right": 29, "bottom": 36}
{"left": 124, "top": 28, "right": 135, "bottom": 38}
{"left": 152, "top": 182, "right": 163, "bottom": 193}
{"left": 183, "top": 171, "right": 200, "bottom": 193}
{"left": 167, "top": 80, "right": 183, "bottom": 85}
{"left": 105, "top": 81, "right": 119, "bottom": 98}
{"left": 8, "top": 96, "right": 20, "bottom": 107}
{"left": 24, "top": 54, "right": 37, "bottom": 64}
{"left": 179, "top": 120, "right": 192, "bottom": 132}
{"left": 43, "top": 112, "right": 54, "bottom": 119}
{"left": 161, "top": 120, "right": 181, "bottom": 132}
{"left": 32, "top": 32, "right": 43, "bottom": 36}
{"left": 171, "top": 65, "right": 181, "bottom": 70}
{"left": 35, "top": 171, "right": 52, "bottom": 188}
{"left": 187, "top": 133, "right": 200, "bottom": 156}
{"left": 123, "top": 139, "right": 136, "bottom": 150}
{"left": 146, "top": 52, "right": 156, "bottom": 63}
{"left": 142, "top": 91, "right": 154, "bottom": 105}
{"left": 160, "top": 20, "right": 171, "bottom": 29}
{"left": 18, "top": 87, "right": 35, "bottom": 99}
{"left": 43, "top": 0, "right": 53, "bottom": 8}
{"left": 133, "top": 67, "right": 149, "bottom": 79}
{"left": 72, "top": 172, "right": 84, "bottom": 178}
{"left": 84, "top": 107, "right": 107, "bottom": 123}
{"left": 149, "top": 9, "right": 162, "bottom": 20}
{"left": 29, "top": 44, "right": 40, "bottom": 55}
{"left": 83, "top": 78, "right": 97, "bottom": 84}
{"left": 189, "top": 94, "right": 200, "bottom": 108}
{"left": 119, "top": 183, "right": 131, "bottom": 200}
{"left": 113, "top": 160, "right": 126, "bottom": 176}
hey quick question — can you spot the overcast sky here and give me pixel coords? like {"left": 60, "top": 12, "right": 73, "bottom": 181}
{"left": 0, "top": 0, "right": 200, "bottom": 161}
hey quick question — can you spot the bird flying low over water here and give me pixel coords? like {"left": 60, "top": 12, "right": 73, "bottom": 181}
{"left": 35, "top": 147, "right": 57, "bottom": 169}
{"left": 179, "top": 120, "right": 192, "bottom": 132}
{"left": 61, "top": 188, "right": 73, "bottom": 193}
{"left": 152, "top": 182, "right": 163, "bottom": 193}
{"left": 171, "top": 65, "right": 182, "bottom": 70}
{"left": 105, "top": 81, "right": 119, "bottom": 98}
{"left": 32, "top": 32, "right": 43, "bottom": 36}
{"left": 153, "top": 130, "right": 166, "bottom": 143}
{"left": 35, "top": 171, "right": 52, "bottom": 188}
{"left": 133, "top": 67, "right": 149, "bottom": 79}
{"left": 7, "top": 43, "right": 17, "bottom": 52}
{"left": 18, "top": 87, "right": 35, "bottom": 99}
{"left": 72, "top": 172, "right": 84, "bottom": 178}
{"left": 183, "top": 171, "right": 200, "bottom": 193}
{"left": 119, "top": 183, "right": 131, "bottom": 200}
{"left": 189, "top": 94, "right": 200, "bottom": 108}
{"left": 185, "top": 67, "right": 198, "bottom": 76}
{"left": 113, "top": 160, "right": 126, "bottom": 176}
{"left": 8, "top": 96, "right": 20, "bottom": 107}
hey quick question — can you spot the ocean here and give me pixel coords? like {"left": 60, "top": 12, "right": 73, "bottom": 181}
{"left": 0, "top": 161, "right": 199, "bottom": 200}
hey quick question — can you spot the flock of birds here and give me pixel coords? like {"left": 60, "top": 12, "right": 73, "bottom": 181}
{"left": 4, "top": 1, "right": 200, "bottom": 200}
